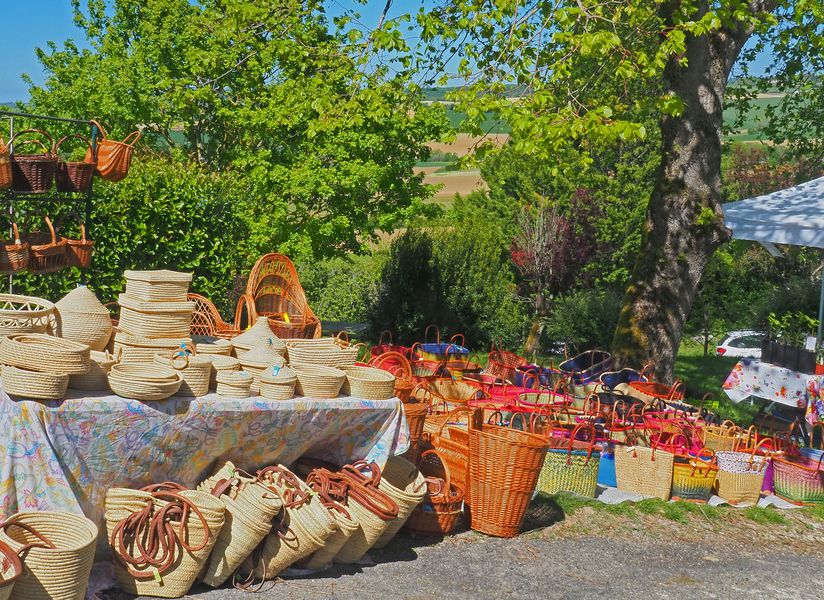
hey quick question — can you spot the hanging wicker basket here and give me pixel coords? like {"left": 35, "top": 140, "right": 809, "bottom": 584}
{"left": 55, "top": 134, "right": 95, "bottom": 193}
{"left": 0, "top": 224, "right": 30, "bottom": 275}
{"left": 0, "top": 137, "right": 11, "bottom": 190}
{"left": 8, "top": 129, "right": 57, "bottom": 193}
{"left": 24, "top": 216, "right": 67, "bottom": 274}
{"left": 66, "top": 224, "right": 93, "bottom": 268}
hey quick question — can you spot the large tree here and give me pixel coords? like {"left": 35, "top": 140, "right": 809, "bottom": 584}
{"left": 414, "top": 0, "right": 823, "bottom": 380}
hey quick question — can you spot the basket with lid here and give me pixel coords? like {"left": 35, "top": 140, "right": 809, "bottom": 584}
{"left": 117, "top": 294, "right": 194, "bottom": 339}
{"left": 123, "top": 269, "right": 193, "bottom": 302}
{"left": 153, "top": 348, "right": 212, "bottom": 397}
{"left": 55, "top": 285, "right": 112, "bottom": 351}
{"left": 259, "top": 365, "right": 297, "bottom": 400}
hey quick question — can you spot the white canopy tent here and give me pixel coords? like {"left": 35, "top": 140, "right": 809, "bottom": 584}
{"left": 722, "top": 176, "right": 824, "bottom": 342}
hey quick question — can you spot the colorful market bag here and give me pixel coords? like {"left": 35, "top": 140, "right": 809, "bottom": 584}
{"left": 537, "top": 422, "right": 601, "bottom": 498}
{"left": 772, "top": 423, "right": 824, "bottom": 505}
{"left": 86, "top": 120, "right": 140, "bottom": 182}
{"left": 671, "top": 447, "right": 718, "bottom": 502}
{"left": 558, "top": 349, "right": 612, "bottom": 396}
{"left": 701, "top": 420, "right": 742, "bottom": 452}
{"left": 715, "top": 438, "right": 772, "bottom": 506}
{"left": 417, "top": 325, "right": 469, "bottom": 361}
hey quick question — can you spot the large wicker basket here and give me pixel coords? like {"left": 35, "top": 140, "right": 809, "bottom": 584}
{"left": 1, "top": 365, "right": 69, "bottom": 400}
{"left": 0, "top": 333, "right": 91, "bottom": 375}
{"left": 8, "top": 130, "right": 57, "bottom": 193}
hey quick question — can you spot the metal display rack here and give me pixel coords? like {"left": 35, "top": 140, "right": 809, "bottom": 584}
{"left": 1, "top": 110, "right": 99, "bottom": 289}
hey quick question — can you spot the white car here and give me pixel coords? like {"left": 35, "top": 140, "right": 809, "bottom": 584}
{"left": 716, "top": 330, "right": 765, "bottom": 358}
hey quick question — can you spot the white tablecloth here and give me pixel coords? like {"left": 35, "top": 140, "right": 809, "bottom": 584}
{"left": 722, "top": 358, "right": 823, "bottom": 409}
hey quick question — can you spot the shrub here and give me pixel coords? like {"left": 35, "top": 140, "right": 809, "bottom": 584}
{"left": 299, "top": 254, "right": 386, "bottom": 323}
{"left": 543, "top": 288, "right": 624, "bottom": 353}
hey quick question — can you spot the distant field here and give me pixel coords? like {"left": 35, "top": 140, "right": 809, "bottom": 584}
{"left": 416, "top": 165, "right": 487, "bottom": 204}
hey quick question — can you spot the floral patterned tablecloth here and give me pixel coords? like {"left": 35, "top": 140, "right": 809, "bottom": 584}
{"left": 0, "top": 387, "right": 409, "bottom": 527}
{"left": 722, "top": 359, "right": 824, "bottom": 423}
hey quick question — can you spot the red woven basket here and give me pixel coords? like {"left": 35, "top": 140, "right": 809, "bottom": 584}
{"left": 486, "top": 342, "right": 529, "bottom": 383}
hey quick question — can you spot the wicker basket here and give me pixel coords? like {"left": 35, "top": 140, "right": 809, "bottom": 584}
{"left": 537, "top": 423, "right": 601, "bottom": 498}
{"left": 0, "top": 511, "right": 97, "bottom": 600}
{"left": 107, "top": 489, "right": 225, "bottom": 598}
{"left": 286, "top": 343, "right": 358, "bottom": 367}
{"left": 24, "top": 217, "right": 67, "bottom": 274}
{"left": 1, "top": 365, "right": 69, "bottom": 400}
{"left": 259, "top": 366, "right": 297, "bottom": 400}
{"left": 117, "top": 294, "right": 195, "bottom": 339}
{"left": 772, "top": 450, "right": 824, "bottom": 505}
{"left": 671, "top": 449, "right": 718, "bottom": 502}
{"left": 716, "top": 440, "right": 771, "bottom": 506}
{"left": 0, "top": 223, "right": 29, "bottom": 275}
{"left": 341, "top": 365, "right": 396, "bottom": 400}
{"left": 8, "top": 130, "right": 57, "bottom": 193}
{"left": 69, "top": 350, "right": 116, "bottom": 391}
{"left": 192, "top": 336, "right": 233, "bottom": 355}
{"left": 66, "top": 224, "right": 93, "bottom": 269}
{"left": 153, "top": 351, "right": 212, "bottom": 397}
{"left": 209, "top": 355, "right": 239, "bottom": 390}
{"left": 55, "top": 285, "right": 112, "bottom": 351}
{"left": 292, "top": 363, "right": 346, "bottom": 399}
{"left": 123, "top": 270, "right": 193, "bottom": 302}
{"left": 216, "top": 369, "right": 253, "bottom": 398}
{"left": 112, "top": 329, "right": 191, "bottom": 364}
{"left": 370, "top": 456, "right": 426, "bottom": 548}
{"left": 486, "top": 343, "right": 529, "bottom": 384}
{"left": 54, "top": 134, "right": 95, "bottom": 193}
{"left": 108, "top": 363, "right": 183, "bottom": 401}
{"left": 0, "top": 294, "right": 56, "bottom": 336}
{"left": 0, "top": 334, "right": 90, "bottom": 375}
{"left": 614, "top": 444, "right": 674, "bottom": 500}
{"left": 0, "top": 137, "right": 11, "bottom": 190}
{"left": 702, "top": 420, "right": 741, "bottom": 452}
{"left": 404, "top": 449, "right": 464, "bottom": 536}
{"left": 468, "top": 421, "right": 549, "bottom": 537}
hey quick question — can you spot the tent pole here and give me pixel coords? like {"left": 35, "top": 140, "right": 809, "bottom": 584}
{"left": 818, "top": 255, "right": 824, "bottom": 347}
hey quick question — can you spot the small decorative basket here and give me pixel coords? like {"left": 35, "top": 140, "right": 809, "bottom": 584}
{"left": 153, "top": 350, "right": 212, "bottom": 397}
{"left": 286, "top": 343, "right": 358, "bottom": 367}
{"left": 216, "top": 370, "right": 253, "bottom": 398}
{"left": 209, "top": 355, "right": 239, "bottom": 390}
{"left": 24, "top": 216, "right": 67, "bottom": 274}
{"left": 0, "top": 223, "right": 30, "bottom": 274}
{"left": 259, "top": 365, "right": 297, "bottom": 400}
{"left": 0, "top": 294, "right": 56, "bottom": 336}
{"left": 54, "top": 134, "right": 95, "bottom": 193}
{"left": 123, "top": 269, "right": 193, "bottom": 302}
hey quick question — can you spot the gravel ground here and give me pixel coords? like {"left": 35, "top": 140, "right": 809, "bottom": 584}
{"left": 100, "top": 530, "right": 824, "bottom": 600}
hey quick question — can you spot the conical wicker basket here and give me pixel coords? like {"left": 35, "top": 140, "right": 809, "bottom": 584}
{"left": 108, "top": 363, "right": 183, "bottom": 401}
{"left": 1, "top": 365, "right": 69, "bottom": 400}
{"left": 124, "top": 270, "right": 193, "bottom": 302}
{"left": 291, "top": 364, "right": 345, "bottom": 399}
{"left": 341, "top": 365, "right": 396, "bottom": 400}
{"left": 54, "top": 285, "right": 112, "bottom": 351}
{"left": 231, "top": 317, "right": 284, "bottom": 353}
{"left": 69, "top": 351, "right": 116, "bottom": 391}
{"left": 0, "top": 511, "right": 98, "bottom": 600}
{"left": 153, "top": 351, "right": 212, "bottom": 397}
{"left": 216, "top": 370, "right": 253, "bottom": 398}
{"left": 259, "top": 366, "right": 297, "bottom": 400}
{"left": 0, "top": 334, "right": 90, "bottom": 375}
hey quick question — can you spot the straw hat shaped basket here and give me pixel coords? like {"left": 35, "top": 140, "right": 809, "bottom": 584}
{"left": 1, "top": 365, "right": 69, "bottom": 400}
{"left": 230, "top": 317, "right": 285, "bottom": 354}
{"left": 259, "top": 366, "right": 297, "bottom": 400}
{"left": 238, "top": 339, "right": 286, "bottom": 393}
{"left": 0, "top": 333, "right": 90, "bottom": 374}
{"left": 153, "top": 349, "right": 212, "bottom": 397}
{"left": 124, "top": 269, "right": 192, "bottom": 302}
{"left": 69, "top": 350, "right": 116, "bottom": 391}
{"left": 0, "top": 223, "right": 30, "bottom": 275}
{"left": 0, "top": 294, "right": 56, "bottom": 336}
{"left": 341, "top": 365, "right": 396, "bottom": 400}
{"left": 291, "top": 364, "right": 346, "bottom": 399}
{"left": 117, "top": 294, "right": 194, "bottom": 339}
{"left": 55, "top": 285, "right": 113, "bottom": 351}
{"left": 108, "top": 363, "right": 183, "bottom": 401}
{"left": 112, "top": 329, "right": 192, "bottom": 364}
{"left": 106, "top": 489, "right": 225, "bottom": 598}
{"left": 0, "top": 511, "right": 98, "bottom": 600}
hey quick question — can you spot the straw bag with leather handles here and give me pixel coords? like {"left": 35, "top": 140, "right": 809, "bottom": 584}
{"left": 86, "top": 120, "right": 140, "bottom": 182}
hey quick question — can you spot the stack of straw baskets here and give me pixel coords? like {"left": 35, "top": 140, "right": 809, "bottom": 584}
{"left": 101, "top": 456, "right": 426, "bottom": 597}
{"left": 0, "top": 334, "right": 90, "bottom": 400}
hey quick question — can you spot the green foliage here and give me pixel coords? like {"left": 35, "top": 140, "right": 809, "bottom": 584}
{"left": 11, "top": 156, "right": 248, "bottom": 314}
{"left": 299, "top": 254, "right": 386, "bottom": 323}
{"left": 26, "top": 0, "right": 449, "bottom": 260}
{"left": 542, "top": 288, "right": 623, "bottom": 352}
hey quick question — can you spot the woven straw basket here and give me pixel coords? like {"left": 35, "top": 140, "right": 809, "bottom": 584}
{"left": 209, "top": 355, "right": 240, "bottom": 389}
{"left": 341, "top": 366, "right": 396, "bottom": 400}
{"left": 370, "top": 456, "right": 426, "bottom": 549}
{"left": 614, "top": 444, "right": 674, "bottom": 500}
{"left": 0, "top": 537, "right": 23, "bottom": 600}
{"left": 108, "top": 363, "right": 183, "bottom": 401}
{"left": 69, "top": 351, "right": 116, "bottom": 391}
{"left": 192, "top": 336, "right": 233, "bottom": 356}
{"left": 117, "top": 294, "right": 194, "bottom": 339}
{"left": 291, "top": 364, "right": 346, "bottom": 399}
{"left": 2, "top": 365, "right": 69, "bottom": 400}
{"left": 112, "top": 330, "right": 192, "bottom": 364}
{"left": 0, "top": 511, "right": 98, "bottom": 600}
{"left": 259, "top": 366, "right": 297, "bottom": 400}
{"left": 153, "top": 352, "right": 212, "bottom": 397}
{"left": 230, "top": 317, "right": 284, "bottom": 353}
{"left": 0, "top": 294, "right": 56, "bottom": 336}
{"left": 0, "top": 334, "right": 90, "bottom": 375}
{"left": 54, "top": 285, "right": 112, "bottom": 351}
{"left": 216, "top": 370, "right": 253, "bottom": 398}
{"left": 202, "top": 476, "right": 283, "bottom": 588}
{"left": 286, "top": 343, "right": 358, "bottom": 367}
{"left": 715, "top": 446, "right": 769, "bottom": 506}
{"left": 106, "top": 489, "right": 225, "bottom": 598}
{"left": 124, "top": 269, "right": 192, "bottom": 302}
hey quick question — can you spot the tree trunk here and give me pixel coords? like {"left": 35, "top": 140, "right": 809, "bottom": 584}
{"left": 611, "top": 6, "right": 756, "bottom": 382}
{"left": 524, "top": 291, "right": 546, "bottom": 358}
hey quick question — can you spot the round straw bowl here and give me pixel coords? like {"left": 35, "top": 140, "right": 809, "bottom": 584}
{"left": 0, "top": 334, "right": 90, "bottom": 375}
{"left": 2, "top": 365, "right": 69, "bottom": 400}
{"left": 69, "top": 350, "right": 115, "bottom": 391}
{"left": 0, "top": 511, "right": 98, "bottom": 600}
{"left": 291, "top": 364, "right": 346, "bottom": 399}
{"left": 153, "top": 353, "right": 212, "bottom": 397}
{"left": 108, "top": 363, "right": 183, "bottom": 401}
{"left": 341, "top": 366, "right": 396, "bottom": 400}
{"left": 286, "top": 344, "right": 358, "bottom": 367}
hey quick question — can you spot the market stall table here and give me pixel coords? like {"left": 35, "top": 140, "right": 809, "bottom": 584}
{"left": 722, "top": 358, "right": 824, "bottom": 424}
{"left": 0, "top": 388, "right": 409, "bottom": 528}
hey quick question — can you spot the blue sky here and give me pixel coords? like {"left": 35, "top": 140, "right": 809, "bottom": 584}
{"left": 1, "top": 1, "right": 771, "bottom": 103}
